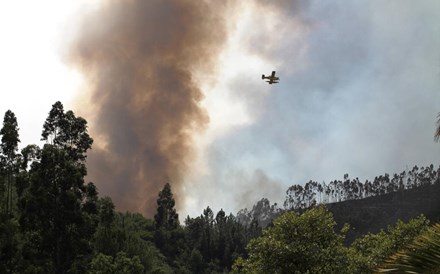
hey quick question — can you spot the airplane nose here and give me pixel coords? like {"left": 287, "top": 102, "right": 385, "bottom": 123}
{"left": 262, "top": 74, "right": 265, "bottom": 79}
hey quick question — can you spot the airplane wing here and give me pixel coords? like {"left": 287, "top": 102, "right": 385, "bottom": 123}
{"left": 271, "top": 71, "right": 276, "bottom": 77}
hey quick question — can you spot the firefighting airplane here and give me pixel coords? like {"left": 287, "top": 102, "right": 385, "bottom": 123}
{"left": 262, "top": 71, "right": 279, "bottom": 84}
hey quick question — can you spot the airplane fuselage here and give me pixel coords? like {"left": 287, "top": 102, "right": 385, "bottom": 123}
{"left": 262, "top": 71, "right": 280, "bottom": 84}
{"left": 262, "top": 76, "right": 279, "bottom": 81}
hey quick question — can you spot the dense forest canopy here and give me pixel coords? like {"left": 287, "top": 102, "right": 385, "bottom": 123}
{"left": 1, "top": 102, "right": 440, "bottom": 273}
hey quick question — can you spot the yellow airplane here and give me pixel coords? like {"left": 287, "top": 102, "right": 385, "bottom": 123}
{"left": 262, "top": 71, "right": 279, "bottom": 84}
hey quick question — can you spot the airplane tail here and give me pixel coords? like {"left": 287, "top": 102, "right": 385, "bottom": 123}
{"left": 262, "top": 74, "right": 265, "bottom": 79}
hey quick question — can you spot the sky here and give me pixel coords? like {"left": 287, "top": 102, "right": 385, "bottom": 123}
{"left": 0, "top": 0, "right": 105, "bottom": 148}
{"left": 0, "top": 0, "right": 439, "bottom": 218}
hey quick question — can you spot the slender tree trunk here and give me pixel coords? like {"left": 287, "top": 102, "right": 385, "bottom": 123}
{"left": 5, "top": 168, "right": 11, "bottom": 215}
{"left": 4, "top": 173, "right": 8, "bottom": 214}
{"left": 55, "top": 171, "right": 61, "bottom": 274}
{"left": 8, "top": 171, "right": 11, "bottom": 215}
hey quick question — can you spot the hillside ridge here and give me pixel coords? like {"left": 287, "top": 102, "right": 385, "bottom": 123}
{"left": 237, "top": 164, "right": 440, "bottom": 243}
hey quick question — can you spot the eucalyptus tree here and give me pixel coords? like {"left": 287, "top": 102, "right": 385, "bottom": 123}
{"left": 284, "top": 184, "right": 304, "bottom": 209}
{"left": 19, "top": 102, "right": 97, "bottom": 273}
{"left": 0, "top": 110, "right": 20, "bottom": 215}
{"left": 41, "top": 101, "right": 93, "bottom": 166}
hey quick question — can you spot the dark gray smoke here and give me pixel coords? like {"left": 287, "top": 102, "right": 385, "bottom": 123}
{"left": 67, "top": 0, "right": 230, "bottom": 216}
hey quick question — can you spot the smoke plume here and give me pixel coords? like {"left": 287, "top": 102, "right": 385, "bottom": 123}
{"left": 67, "top": 0, "right": 229, "bottom": 216}
{"left": 66, "top": 0, "right": 439, "bottom": 218}
{"left": 181, "top": 0, "right": 440, "bottom": 217}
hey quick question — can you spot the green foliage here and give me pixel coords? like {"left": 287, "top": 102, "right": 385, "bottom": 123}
{"left": 19, "top": 144, "right": 41, "bottom": 171}
{"left": 0, "top": 110, "right": 20, "bottom": 215}
{"left": 378, "top": 223, "right": 440, "bottom": 273}
{"left": 93, "top": 199, "right": 171, "bottom": 273}
{"left": 19, "top": 144, "right": 98, "bottom": 273}
{"left": 154, "top": 183, "right": 179, "bottom": 231}
{"left": 0, "top": 212, "right": 21, "bottom": 273}
{"left": 350, "top": 215, "right": 429, "bottom": 273}
{"left": 232, "top": 209, "right": 427, "bottom": 273}
{"left": 41, "top": 101, "right": 93, "bottom": 163}
{"left": 232, "top": 208, "right": 428, "bottom": 274}
{"left": 88, "top": 253, "right": 114, "bottom": 274}
{"left": 0, "top": 110, "right": 20, "bottom": 160}
{"left": 189, "top": 248, "right": 204, "bottom": 273}
{"left": 0, "top": 101, "right": 436, "bottom": 273}
{"left": 154, "top": 183, "right": 182, "bottom": 263}
{"left": 182, "top": 207, "right": 256, "bottom": 273}
{"left": 88, "top": 252, "right": 144, "bottom": 274}
{"left": 94, "top": 201, "right": 123, "bottom": 258}
{"left": 232, "top": 206, "right": 352, "bottom": 274}
{"left": 114, "top": 252, "right": 144, "bottom": 274}
{"left": 15, "top": 103, "right": 98, "bottom": 273}
{"left": 97, "top": 197, "right": 115, "bottom": 227}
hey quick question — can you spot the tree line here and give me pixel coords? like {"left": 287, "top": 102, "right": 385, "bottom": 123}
{"left": 0, "top": 101, "right": 438, "bottom": 273}
{"left": 283, "top": 165, "right": 440, "bottom": 210}
{"left": 0, "top": 102, "right": 259, "bottom": 273}
{"left": 237, "top": 164, "right": 440, "bottom": 228}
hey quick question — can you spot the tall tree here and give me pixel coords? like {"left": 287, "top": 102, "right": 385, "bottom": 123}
{"left": 41, "top": 101, "right": 93, "bottom": 163}
{"left": 0, "top": 111, "right": 22, "bottom": 273}
{"left": 154, "top": 183, "right": 179, "bottom": 231}
{"left": 183, "top": 208, "right": 254, "bottom": 273}
{"left": 19, "top": 103, "right": 97, "bottom": 273}
{"left": 41, "top": 101, "right": 64, "bottom": 144}
{"left": 154, "top": 183, "right": 182, "bottom": 263}
{"left": 0, "top": 110, "right": 20, "bottom": 215}
{"left": 19, "top": 143, "right": 98, "bottom": 273}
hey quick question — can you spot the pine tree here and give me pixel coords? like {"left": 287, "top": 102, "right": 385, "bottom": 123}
{"left": 153, "top": 183, "right": 181, "bottom": 263}
{"left": 154, "top": 183, "right": 179, "bottom": 231}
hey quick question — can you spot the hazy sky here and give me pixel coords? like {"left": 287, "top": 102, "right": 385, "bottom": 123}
{"left": 182, "top": 0, "right": 440, "bottom": 217}
{"left": 0, "top": 0, "right": 439, "bottom": 218}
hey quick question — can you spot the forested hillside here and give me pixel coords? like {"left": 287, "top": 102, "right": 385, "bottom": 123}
{"left": 328, "top": 182, "right": 440, "bottom": 244}
{"left": 237, "top": 164, "right": 440, "bottom": 231}
{"left": 1, "top": 102, "right": 439, "bottom": 273}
